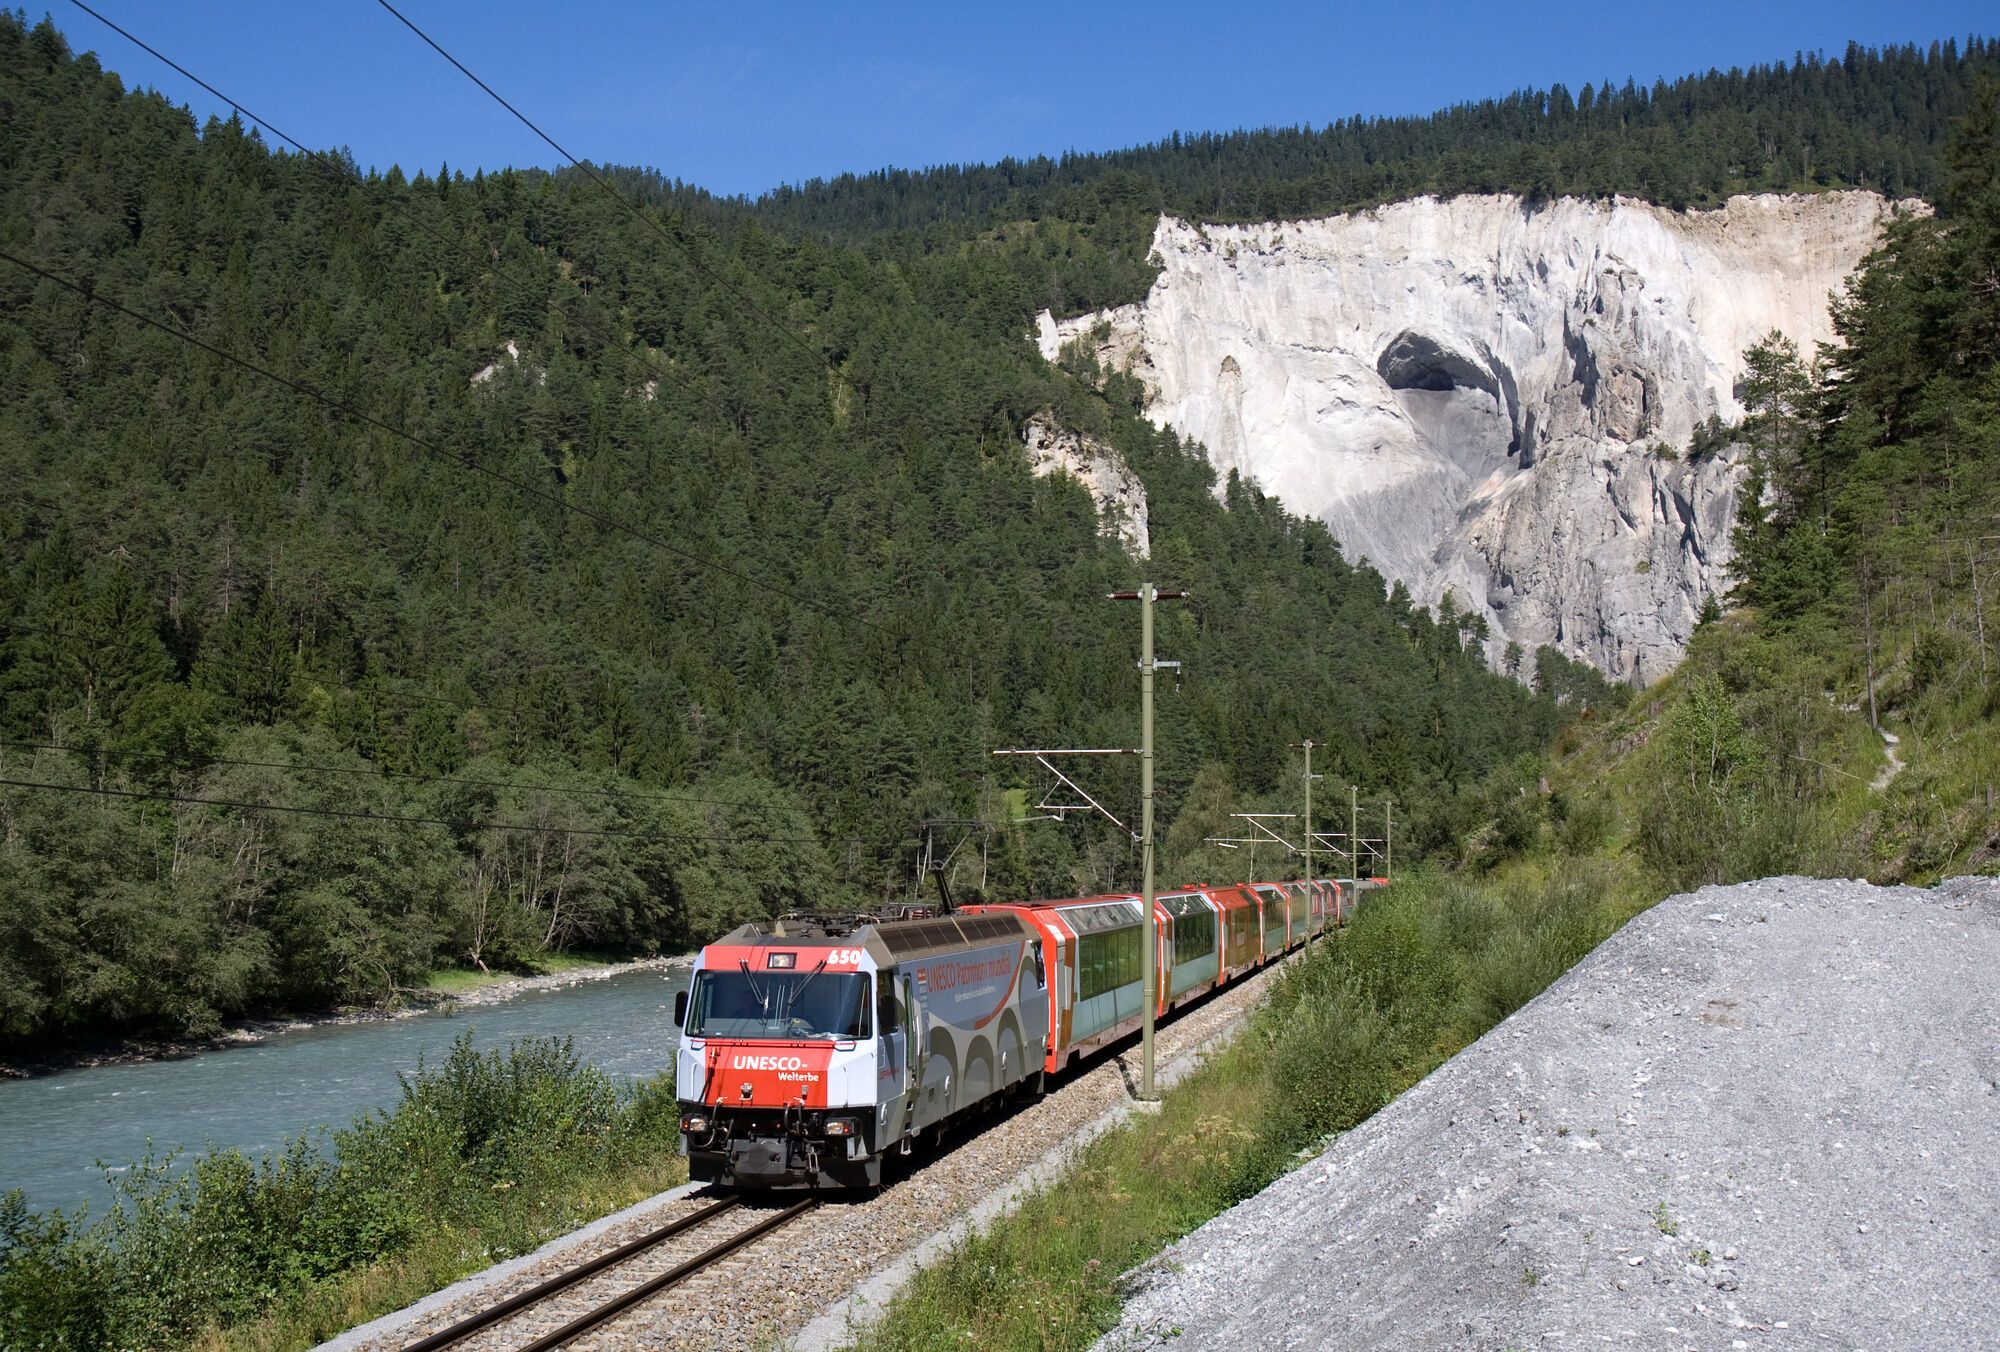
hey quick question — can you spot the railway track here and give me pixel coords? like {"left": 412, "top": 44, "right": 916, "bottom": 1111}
{"left": 401, "top": 1195, "right": 818, "bottom": 1352}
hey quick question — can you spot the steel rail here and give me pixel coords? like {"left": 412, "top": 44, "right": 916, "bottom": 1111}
{"left": 516, "top": 1197, "right": 820, "bottom": 1351}
{"left": 399, "top": 1197, "right": 742, "bottom": 1352}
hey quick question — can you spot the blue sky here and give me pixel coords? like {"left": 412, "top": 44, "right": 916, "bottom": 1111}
{"left": 54, "top": 1, "right": 1996, "bottom": 198}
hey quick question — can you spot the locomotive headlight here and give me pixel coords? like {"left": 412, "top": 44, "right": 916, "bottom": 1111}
{"left": 679, "top": 1113, "right": 711, "bottom": 1134}
{"left": 822, "top": 1117, "right": 857, "bottom": 1137}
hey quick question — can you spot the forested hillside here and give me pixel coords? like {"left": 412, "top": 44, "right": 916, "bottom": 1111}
{"left": 0, "top": 16, "right": 1569, "bottom": 1049}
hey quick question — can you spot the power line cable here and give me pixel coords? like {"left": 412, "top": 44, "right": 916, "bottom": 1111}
{"left": 0, "top": 776, "right": 909, "bottom": 849}
{"left": 0, "top": 246, "right": 900, "bottom": 642}
{"left": 0, "top": 739, "right": 788, "bottom": 814}
{"left": 372, "top": 0, "right": 828, "bottom": 372}
{"left": 2, "top": 620, "right": 813, "bottom": 817}
{"left": 363, "top": 1, "right": 948, "bottom": 684}
{"left": 63, "top": 0, "right": 740, "bottom": 431}
{"left": 6, "top": 609, "right": 924, "bottom": 831}
{"left": 54, "top": 2, "right": 950, "bottom": 686}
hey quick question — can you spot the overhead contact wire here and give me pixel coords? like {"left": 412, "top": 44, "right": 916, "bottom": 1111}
{"left": 63, "top": 0, "right": 736, "bottom": 429}
{"left": 5, "top": 618, "right": 527, "bottom": 722}
{"left": 0, "top": 740, "right": 793, "bottom": 814}
{"left": 372, "top": 0, "right": 827, "bottom": 371}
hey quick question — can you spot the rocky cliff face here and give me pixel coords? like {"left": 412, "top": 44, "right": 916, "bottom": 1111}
{"left": 1023, "top": 414, "right": 1150, "bottom": 557}
{"left": 1038, "top": 192, "right": 1910, "bottom": 681}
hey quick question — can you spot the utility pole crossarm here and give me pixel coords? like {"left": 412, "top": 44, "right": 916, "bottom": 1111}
{"left": 990, "top": 749, "right": 1140, "bottom": 757}
{"left": 989, "top": 749, "right": 1139, "bottom": 839}
{"left": 1230, "top": 812, "right": 1302, "bottom": 853}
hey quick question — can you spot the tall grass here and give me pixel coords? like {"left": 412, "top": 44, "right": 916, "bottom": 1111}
{"left": 0, "top": 1035, "right": 681, "bottom": 1351}
{"left": 851, "top": 862, "right": 1641, "bottom": 1351}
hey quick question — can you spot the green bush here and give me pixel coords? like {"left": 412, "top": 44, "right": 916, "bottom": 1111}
{"left": 1437, "top": 878, "right": 1507, "bottom": 953}
{"left": 1250, "top": 967, "right": 1393, "bottom": 1167}
{"left": 1551, "top": 792, "right": 1614, "bottom": 854}
{"left": 0, "top": 1035, "right": 676, "bottom": 1350}
{"left": 0, "top": 1194, "right": 113, "bottom": 1350}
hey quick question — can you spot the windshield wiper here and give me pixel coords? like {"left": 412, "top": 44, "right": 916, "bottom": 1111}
{"left": 738, "top": 959, "right": 772, "bottom": 1019}
{"left": 776, "top": 958, "right": 832, "bottom": 1037}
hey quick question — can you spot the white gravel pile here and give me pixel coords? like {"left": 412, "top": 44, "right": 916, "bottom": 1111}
{"left": 1103, "top": 877, "right": 2000, "bottom": 1351}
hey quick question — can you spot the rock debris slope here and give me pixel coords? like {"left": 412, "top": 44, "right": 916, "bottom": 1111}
{"left": 1101, "top": 877, "right": 2000, "bottom": 1351}
{"left": 1040, "top": 193, "right": 1910, "bottom": 680}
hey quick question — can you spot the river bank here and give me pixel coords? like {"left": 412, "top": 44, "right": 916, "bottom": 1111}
{"left": 0, "top": 952, "right": 693, "bottom": 1079}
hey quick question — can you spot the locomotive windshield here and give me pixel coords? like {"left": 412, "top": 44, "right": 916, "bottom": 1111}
{"left": 685, "top": 967, "right": 872, "bottom": 1040}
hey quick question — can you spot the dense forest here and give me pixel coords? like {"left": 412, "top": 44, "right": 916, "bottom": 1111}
{"left": 0, "top": 15, "right": 1574, "bottom": 1049}
{"left": 4, "top": 29, "right": 1994, "bottom": 1348}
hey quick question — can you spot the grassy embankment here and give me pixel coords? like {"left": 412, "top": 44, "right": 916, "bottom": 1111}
{"left": 848, "top": 859, "right": 1648, "bottom": 1350}
{"left": 5, "top": 623, "right": 1978, "bottom": 1352}
{"left": 1561, "top": 609, "right": 1999, "bottom": 891}
{"left": 851, "top": 604, "right": 1999, "bottom": 1350}
{"left": 0, "top": 1037, "right": 682, "bottom": 1352}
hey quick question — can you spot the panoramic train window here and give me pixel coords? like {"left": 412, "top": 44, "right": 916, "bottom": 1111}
{"left": 685, "top": 968, "right": 872, "bottom": 1040}
{"left": 1077, "top": 928, "right": 1141, "bottom": 1001}
{"left": 1173, "top": 910, "right": 1215, "bottom": 961}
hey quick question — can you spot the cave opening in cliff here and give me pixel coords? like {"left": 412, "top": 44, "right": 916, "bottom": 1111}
{"left": 1376, "top": 331, "right": 1498, "bottom": 398}
{"left": 1376, "top": 330, "right": 1522, "bottom": 470}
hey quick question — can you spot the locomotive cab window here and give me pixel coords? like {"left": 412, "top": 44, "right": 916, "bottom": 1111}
{"left": 685, "top": 967, "right": 871, "bottom": 1040}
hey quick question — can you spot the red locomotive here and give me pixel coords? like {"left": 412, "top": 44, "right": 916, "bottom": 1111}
{"left": 674, "top": 878, "right": 1349, "bottom": 1189}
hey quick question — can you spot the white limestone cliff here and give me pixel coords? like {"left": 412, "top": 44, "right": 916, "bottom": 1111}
{"left": 1023, "top": 414, "right": 1150, "bottom": 558}
{"left": 1037, "top": 192, "right": 1912, "bottom": 681}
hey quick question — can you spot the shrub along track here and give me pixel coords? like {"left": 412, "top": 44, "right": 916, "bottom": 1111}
{"left": 336, "top": 958, "right": 1292, "bottom": 1351}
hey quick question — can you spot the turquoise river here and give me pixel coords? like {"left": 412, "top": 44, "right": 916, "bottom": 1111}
{"left": 0, "top": 965, "right": 691, "bottom": 1217}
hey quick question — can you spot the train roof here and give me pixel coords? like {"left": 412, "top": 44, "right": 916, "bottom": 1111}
{"left": 709, "top": 910, "right": 1034, "bottom": 966}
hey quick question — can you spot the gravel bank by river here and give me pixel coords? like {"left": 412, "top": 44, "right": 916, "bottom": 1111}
{"left": 1103, "top": 876, "right": 2000, "bottom": 1351}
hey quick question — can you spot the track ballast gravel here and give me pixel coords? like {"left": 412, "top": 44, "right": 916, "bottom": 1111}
{"left": 1102, "top": 877, "right": 2000, "bottom": 1351}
